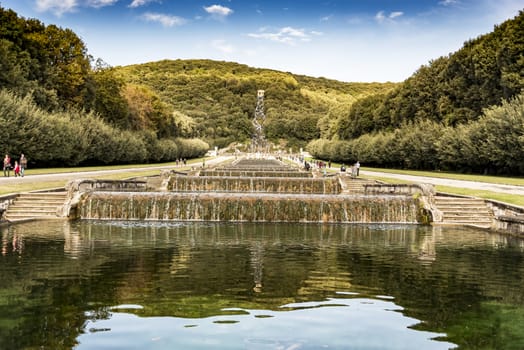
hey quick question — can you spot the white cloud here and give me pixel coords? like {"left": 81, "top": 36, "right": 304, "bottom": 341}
{"left": 129, "top": 0, "right": 158, "bottom": 8}
{"left": 389, "top": 11, "right": 404, "bottom": 19}
{"left": 211, "top": 39, "right": 234, "bottom": 53}
{"left": 36, "top": 0, "right": 78, "bottom": 16}
{"left": 439, "top": 0, "right": 459, "bottom": 6}
{"left": 204, "top": 4, "right": 234, "bottom": 19}
{"left": 375, "top": 10, "right": 404, "bottom": 23}
{"left": 248, "top": 27, "right": 316, "bottom": 45}
{"left": 36, "top": 0, "right": 118, "bottom": 15}
{"left": 87, "top": 0, "right": 118, "bottom": 8}
{"left": 375, "top": 11, "right": 386, "bottom": 23}
{"left": 142, "top": 12, "right": 187, "bottom": 27}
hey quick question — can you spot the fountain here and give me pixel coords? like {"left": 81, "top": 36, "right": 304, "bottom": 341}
{"left": 66, "top": 156, "right": 432, "bottom": 224}
{"left": 64, "top": 90, "right": 434, "bottom": 224}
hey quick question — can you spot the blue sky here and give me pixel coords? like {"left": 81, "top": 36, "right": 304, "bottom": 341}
{"left": 1, "top": 0, "right": 522, "bottom": 82}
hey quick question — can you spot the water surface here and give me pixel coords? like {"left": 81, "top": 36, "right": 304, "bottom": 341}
{"left": 1, "top": 221, "right": 524, "bottom": 349}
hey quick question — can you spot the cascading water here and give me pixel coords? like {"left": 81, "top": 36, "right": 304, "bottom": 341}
{"left": 251, "top": 90, "right": 266, "bottom": 153}
{"left": 168, "top": 176, "right": 341, "bottom": 194}
{"left": 78, "top": 192, "right": 419, "bottom": 223}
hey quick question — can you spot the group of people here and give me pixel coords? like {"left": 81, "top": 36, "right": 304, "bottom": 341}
{"left": 340, "top": 161, "right": 360, "bottom": 178}
{"left": 3, "top": 153, "right": 27, "bottom": 177}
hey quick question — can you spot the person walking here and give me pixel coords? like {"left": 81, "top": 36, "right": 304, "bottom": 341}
{"left": 3, "top": 154, "right": 11, "bottom": 177}
{"left": 13, "top": 161, "right": 20, "bottom": 177}
{"left": 19, "top": 154, "right": 27, "bottom": 177}
{"left": 355, "top": 161, "right": 360, "bottom": 176}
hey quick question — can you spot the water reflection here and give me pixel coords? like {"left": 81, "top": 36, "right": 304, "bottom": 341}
{"left": 1, "top": 221, "right": 524, "bottom": 349}
{"left": 79, "top": 297, "right": 454, "bottom": 350}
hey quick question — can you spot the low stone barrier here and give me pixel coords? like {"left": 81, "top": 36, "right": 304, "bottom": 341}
{"left": 487, "top": 200, "right": 524, "bottom": 235}
{"left": 67, "top": 179, "right": 147, "bottom": 192}
{"left": 62, "top": 179, "right": 148, "bottom": 218}
{"left": 0, "top": 194, "right": 17, "bottom": 223}
{"left": 364, "top": 183, "right": 435, "bottom": 196}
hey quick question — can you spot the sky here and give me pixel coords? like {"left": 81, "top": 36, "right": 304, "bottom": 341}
{"left": 1, "top": 0, "right": 522, "bottom": 82}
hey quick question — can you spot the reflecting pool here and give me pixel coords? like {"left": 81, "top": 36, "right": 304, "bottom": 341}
{"left": 1, "top": 220, "right": 524, "bottom": 349}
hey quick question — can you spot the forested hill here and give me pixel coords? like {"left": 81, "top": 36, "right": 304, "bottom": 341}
{"left": 336, "top": 10, "right": 524, "bottom": 140}
{"left": 309, "top": 10, "right": 524, "bottom": 175}
{"left": 114, "top": 60, "right": 396, "bottom": 149}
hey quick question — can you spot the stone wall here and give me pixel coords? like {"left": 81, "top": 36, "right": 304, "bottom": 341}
{"left": 487, "top": 200, "right": 524, "bottom": 235}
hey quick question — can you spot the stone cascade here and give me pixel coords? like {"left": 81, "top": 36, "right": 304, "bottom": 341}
{"left": 79, "top": 192, "right": 419, "bottom": 223}
{"left": 167, "top": 176, "right": 339, "bottom": 194}
{"left": 73, "top": 158, "right": 427, "bottom": 224}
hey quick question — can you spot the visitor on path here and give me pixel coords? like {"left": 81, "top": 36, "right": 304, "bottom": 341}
{"left": 19, "top": 154, "right": 27, "bottom": 177}
{"left": 355, "top": 161, "right": 360, "bottom": 176}
{"left": 351, "top": 164, "right": 357, "bottom": 178}
{"left": 304, "top": 161, "right": 311, "bottom": 171}
{"left": 13, "top": 161, "right": 20, "bottom": 177}
{"left": 3, "top": 154, "right": 11, "bottom": 177}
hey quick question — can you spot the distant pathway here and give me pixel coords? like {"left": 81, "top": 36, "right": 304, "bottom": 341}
{"left": 1, "top": 158, "right": 522, "bottom": 196}
{"left": 0, "top": 156, "right": 234, "bottom": 188}
{"left": 361, "top": 170, "right": 524, "bottom": 196}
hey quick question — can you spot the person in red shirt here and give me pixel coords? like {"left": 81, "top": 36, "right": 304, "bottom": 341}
{"left": 13, "top": 161, "right": 20, "bottom": 177}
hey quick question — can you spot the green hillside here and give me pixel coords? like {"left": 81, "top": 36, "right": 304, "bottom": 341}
{"left": 115, "top": 59, "right": 396, "bottom": 149}
{"left": 309, "top": 10, "right": 524, "bottom": 176}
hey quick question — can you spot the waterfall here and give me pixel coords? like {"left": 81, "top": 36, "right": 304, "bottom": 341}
{"left": 78, "top": 192, "right": 419, "bottom": 223}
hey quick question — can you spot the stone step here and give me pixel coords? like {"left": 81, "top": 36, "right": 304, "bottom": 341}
{"left": 435, "top": 198, "right": 486, "bottom": 205}
{"left": 433, "top": 195, "right": 493, "bottom": 227}
{"left": 438, "top": 209, "right": 491, "bottom": 214}
{"left": 13, "top": 199, "right": 66, "bottom": 206}
{"left": 6, "top": 207, "right": 59, "bottom": 214}
{"left": 442, "top": 215, "right": 492, "bottom": 222}
{"left": 3, "top": 191, "right": 67, "bottom": 221}
{"left": 338, "top": 178, "right": 376, "bottom": 194}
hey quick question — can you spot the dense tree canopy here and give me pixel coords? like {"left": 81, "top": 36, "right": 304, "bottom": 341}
{"left": 336, "top": 11, "right": 524, "bottom": 141}
{"left": 0, "top": 6, "right": 206, "bottom": 166}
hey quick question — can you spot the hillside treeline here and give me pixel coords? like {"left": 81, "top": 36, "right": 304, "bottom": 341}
{"left": 309, "top": 10, "right": 524, "bottom": 175}
{"left": 309, "top": 91, "right": 524, "bottom": 174}
{"left": 0, "top": 90, "right": 208, "bottom": 167}
{"left": 115, "top": 60, "right": 396, "bottom": 149}
{"left": 0, "top": 6, "right": 207, "bottom": 166}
